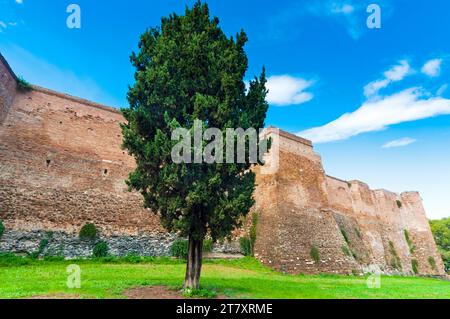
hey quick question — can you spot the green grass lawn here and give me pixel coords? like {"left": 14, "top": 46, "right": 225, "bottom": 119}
{"left": 0, "top": 256, "right": 449, "bottom": 299}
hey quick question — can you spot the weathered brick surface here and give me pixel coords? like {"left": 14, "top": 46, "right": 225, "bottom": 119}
{"left": 0, "top": 54, "right": 444, "bottom": 275}
{"left": 0, "top": 54, "right": 16, "bottom": 125}
{"left": 250, "top": 128, "right": 445, "bottom": 275}
{"left": 0, "top": 86, "right": 166, "bottom": 236}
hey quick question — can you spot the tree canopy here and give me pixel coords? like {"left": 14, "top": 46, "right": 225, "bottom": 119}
{"left": 121, "top": 1, "right": 269, "bottom": 288}
{"left": 430, "top": 217, "right": 450, "bottom": 272}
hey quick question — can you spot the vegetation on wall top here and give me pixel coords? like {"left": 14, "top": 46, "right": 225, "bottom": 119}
{"left": 16, "top": 77, "right": 33, "bottom": 92}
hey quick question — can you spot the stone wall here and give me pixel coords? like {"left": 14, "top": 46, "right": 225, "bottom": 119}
{"left": 0, "top": 54, "right": 444, "bottom": 275}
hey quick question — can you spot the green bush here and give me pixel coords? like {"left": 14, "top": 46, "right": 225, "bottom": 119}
{"left": 404, "top": 229, "right": 416, "bottom": 254}
{"left": 396, "top": 200, "right": 402, "bottom": 209}
{"left": 203, "top": 239, "right": 213, "bottom": 253}
{"left": 43, "top": 255, "right": 65, "bottom": 262}
{"left": 182, "top": 287, "right": 217, "bottom": 298}
{"left": 441, "top": 250, "right": 450, "bottom": 273}
{"left": 310, "top": 245, "right": 320, "bottom": 263}
{"left": 17, "top": 77, "right": 33, "bottom": 92}
{"left": 239, "top": 237, "right": 252, "bottom": 256}
{"left": 170, "top": 239, "right": 189, "bottom": 259}
{"left": 429, "top": 217, "right": 450, "bottom": 273}
{"left": 411, "top": 259, "right": 419, "bottom": 274}
{"left": 341, "top": 245, "right": 351, "bottom": 257}
{"left": 0, "top": 253, "right": 33, "bottom": 266}
{"left": 239, "top": 212, "right": 259, "bottom": 257}
{"left": 170, "top": 238, "right": 215, "bottom": 259}
{"left": 428, "top": 256, "right": 437, "bottom": 271}
{"left": 0, "top": 220, "right": 4, "bottom": 239}
{"left": 29, "top": 231, "right": 53, "bottom": 259}
{"left": 354, "top": 227, "right": 362, "bottom": 239}
{"left": 79, "top": 223, "right": 98, "bottom": 241}
{"left": 389, "top": 241, "right": 402, "bottom": 270}
{"left": 340, "top": 228, "right": 349, "bottom": 244}
{"left": 93, "top": 241, "right": 109, "bottom": 258}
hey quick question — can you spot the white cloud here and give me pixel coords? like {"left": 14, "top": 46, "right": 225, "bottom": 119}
{"left": 320, "top": 1, "right": 361, "bottom": 39}
{"left": 266, "top": 75, "right": 314, "bottom": 106}
{"left": 330, "top": 3, "right": 355, "bottom": 14}
{"left": 437, "top": 84, "right": 448, "bottom": 96}
{"left": 0, "top": 21, "right": 7, "bottom": 29}
{"left": 364, "top": 60, "right": 412, "bottom": 97}
{"left": 15, "top": 0, "right": 23, "bottom": 4}
{"left": 421, "top": 58, "right": 442, "bottom": 77}
{"left": 1, "top": 45, "right": 122, "bottom": 107}
{"left": 382, "top": 137, "right": 417, "bottom": 148}
{"left": 298, "top": 87, "right": 450, "bottom": 143}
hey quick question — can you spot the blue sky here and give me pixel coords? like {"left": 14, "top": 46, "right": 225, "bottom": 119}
{"left": 1, "top": 0, "right": 449, "bottom": 219}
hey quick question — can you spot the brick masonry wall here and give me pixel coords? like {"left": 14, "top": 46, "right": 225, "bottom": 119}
{"left": 0, "top": 56, "right": 444, "bottom": 274}
{"left": 325, "top": 176, "right": 445, "bottom": 275}
{"left": 251, "top": 128, "right": 445, "bottom": 275}
{"left": 0, "top": 54, "right": 16, "bottom": 125}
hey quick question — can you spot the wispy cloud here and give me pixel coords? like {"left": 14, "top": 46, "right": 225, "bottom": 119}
{"left": 330, "top": 3, "right": 355, "bottom": 14}
{"left": 266, "top": 75, "right": 314, "bottom": 106}
{"left": 382, "top": 137, "right": 417, "bottom": 148}
{"left": 308, "top": 1, "right": 364, "bottom": 39}
{"left": 1, "top": 45, "right": 123, "bottom": 107}
{"left": 421, "top": 58, "right": 442, "bottom": 77}
{"left": 364, "top": 60, "right": 412, "bottom": 98}
{"left": 15, "top": 0, "right": 23, "bottom": 4}
{"left": 298, "top": 87, "right": 450, "bottom": 143}
{"left": 267, "top": 0, "right": 371, "bottom": 40}
{"left": 437, "top": 84, "right": 448, "bottom": 96}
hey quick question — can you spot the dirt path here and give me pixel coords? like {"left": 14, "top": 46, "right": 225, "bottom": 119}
{"left": 123, "top": 286, "right": 185, "bottom": 299}
{"left": 124, "top": 286, "right": 227, "bottom": 299}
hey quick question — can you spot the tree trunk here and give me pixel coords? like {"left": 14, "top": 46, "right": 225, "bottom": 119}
{"left": 184, "top": 235, "right": 203, "bottom": 289}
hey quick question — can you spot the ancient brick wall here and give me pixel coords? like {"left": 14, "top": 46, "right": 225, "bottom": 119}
{"left": 0, "top": 86, "right": 166, "bottom": 236}
{"left": 0, "top": 55, "right": 444, "bottom": 274}
{"left": 251, "top": 128, "right": 445, "bottom": 275}
{"left": 325, "top": 176, "right": 445, "bottom": 275}
{"left": 0, "top": 54, "right": 16, "bottom": 125}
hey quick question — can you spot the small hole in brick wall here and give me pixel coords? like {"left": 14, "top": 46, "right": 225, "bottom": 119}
{"left": 103, "top": 169, "right": 108, "bottom": 175}
{"left": 46, "top": 159, "right": 51, "bottom": 167}
{"left": 59, "top": 121, "right": 62, "bottom": 124}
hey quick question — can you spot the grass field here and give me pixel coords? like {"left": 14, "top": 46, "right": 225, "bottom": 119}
{"left": 0, "top": 256, "right": 449, "bottom": 299}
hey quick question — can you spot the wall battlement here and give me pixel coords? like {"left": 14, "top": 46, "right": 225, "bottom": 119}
{"left": 0, "top": 54, "right": 445, "bottom": 275}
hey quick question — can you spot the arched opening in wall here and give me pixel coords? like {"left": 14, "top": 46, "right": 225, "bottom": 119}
{"left": 46, "top": 159, "right": 51, "bottom": 167}
{"left": 103, "top": 169, "right": 108, "bottom": 176}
